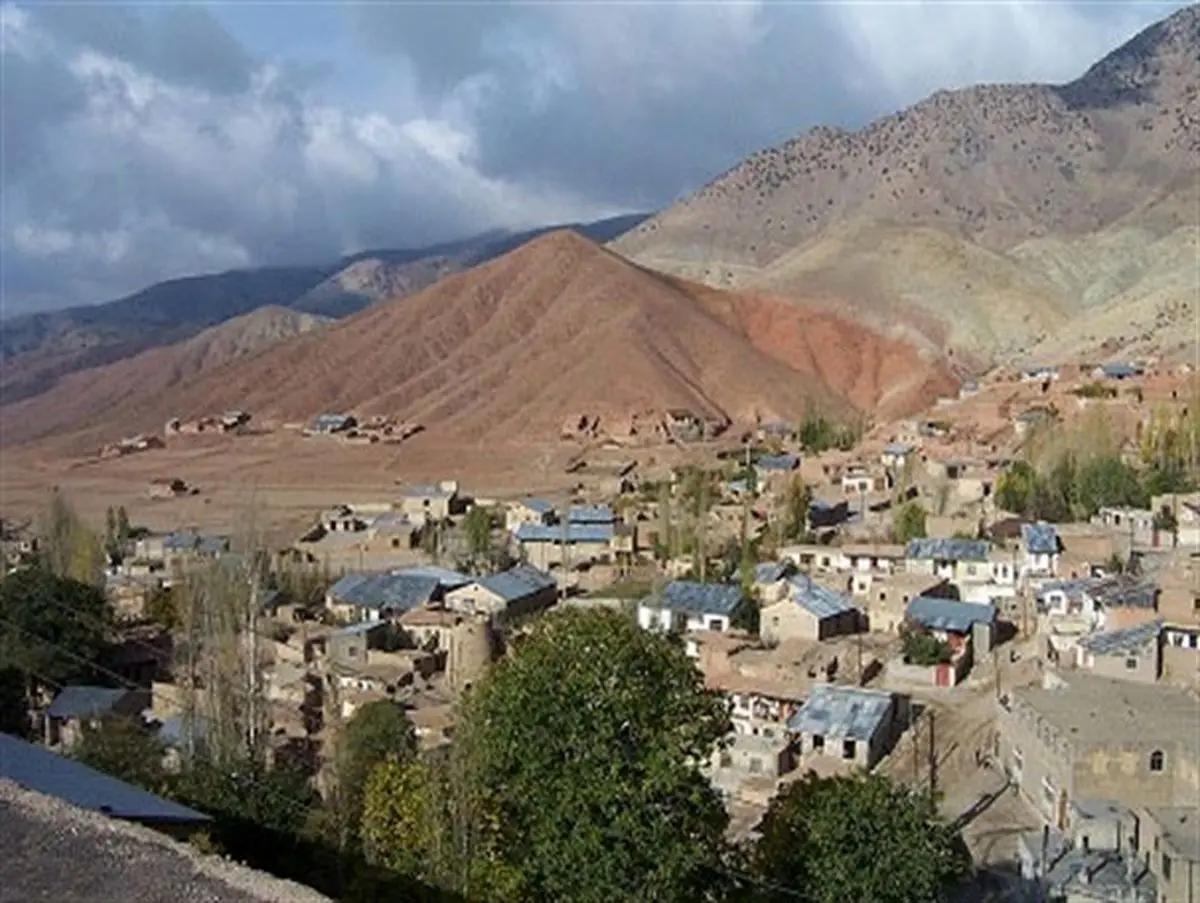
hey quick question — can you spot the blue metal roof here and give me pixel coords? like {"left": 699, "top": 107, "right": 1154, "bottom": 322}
{"left": 568, "top": 504, "right": 615, "bottom": 524}
{"left": 328, "top": 572, "right": 440, "bottom": 613}
{"left": 1099, "top": 363, "right": 1140, "bottom": 378}
{"left": 312, "top": 413, "right": 354, "bottom": 430}
{"left": 401, "top": 484, "right": 454, "bottom": 499}
{"left": 0, "top": 732, "right": 209, "bottom": 824}
{"left": 787, "top": 685, "right": 894, "bottom": 741}
{"left": 788, "top": 575, "right": 857, "bottom": 620}
{"left": 883, "top": 443, "right": 914, "bottom": 456}
{"left": 755, "top": 453, "right": 799, "bottom": 471}
{"left": 394, "top": 564, "right": 471, "bottom": 589}
{"left": 478, "top": 564, "right": 555, "bottom": 602}
{"left": 162, "top": 532, "right": 231, "bottom": 554}
{"left": 658, "top": 581, "right": 742, "bottom": 617}
{"left": 906, "top": 537, "right": 991, "bottom": 562}
{"left": 514, "top": 522, "right": 615, "bottom": 543}
{"left": 1022, "top": 522, "right": 1060, "bottom": 555}
{"left": 906, "top": 596, "right": 997, "bottom": 633}
{"left": 754, "top": 562, "right": 790, "bottom": 584}
{"left": 330, "top": 620, "right": 385, "bottom": 638}
{"left": 1078, "top": 620, "right": 1162, "bottom": 656}
{"left": 521, "top": 498, "right": 555, "bottom": 514}
{"left": 47, "top": 686, "right": 129, "bottom": 720}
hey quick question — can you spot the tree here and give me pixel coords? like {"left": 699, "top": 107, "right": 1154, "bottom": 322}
{"left": 460, "top": 608, "right": 732, "bottom": 903}
{"left": 0, "top": 667, "right": 29, "bottom": 738}
{"left": 750, "top": 772, "right": 968, "bottom": 903}
{"left": 892, "top": 502, "right": 928, "bottom": 544}
{"left": 901, "top": 627, "right": 953, "bottom": 666}
{"left": 0, "top": 568, "right": 112, "bottom": 689}
{"left": 74, "top": 713, "right": 166, "bottom": 790}
{"left": 115, "top": 506, "right": 131, "bottom": 542}
{"left": 38, "top": 491, "right": 105, "bottom": 585}
{"left": 995, "top": 461, "right": 1038, "bottom": 515}
{"left": 780, "top": 476, "right": 812, "bottom": 542}
{"left": 361, "top": 759, "right": 435, "bottom": 878}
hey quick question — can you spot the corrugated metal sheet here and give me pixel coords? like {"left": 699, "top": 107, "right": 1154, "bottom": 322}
{"left": 755, "top": 454, "right": 799, "bottom": 471}
{"left": 514, "top": 523, "right": 614, "bottom": 543}
{"left": 393, "top": 564, "right": 471, "bottom": 589}
{"left": 328, "top": 572, "right": 440, "bottom": 613}
{"left": 905, "top": 537, "right": 991, "bottom": 562}
{"left": 478, "top": 565, "right": 555, "bottom": 602}
{"left": 1078, "top": 619, "right": 1162, "bottom": 656}
{"left": 568, "top": 505, "right": 615, "bottom": 524}
{"left": 789, "top": 575, "right": 856, "bottom": 620}
{"left": 754, "top": 562, "right": 789, "bottom": 584}
{"left": 786, "top": 685, "right": 893, "bottom": 741}
{"left": 906, "top": 596, "right": 997, "bottom": 633}
{"left": 1021, "top": 522, "right": 1060, "bottom": 555}
{"left": 658, "top": 581, "right": 742, "bottom": 617}
{"left": 0, "top": 733, "right": 210, "bottom": 824}
{"left": 46, "top": 686, "right": 128, "bottom": 720}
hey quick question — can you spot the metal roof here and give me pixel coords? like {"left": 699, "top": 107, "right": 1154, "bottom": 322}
{"left": 755, "top": 454, "right": 799, "bottom": 471}
{"left": 329, "top": 620, "right": 385, "bottom": 638}
{"left": 786, "top": 685, "right": 894, "bottom": 741}
{"left": 1089, "top": 576, "right": 1159, "bottom": 610}
{"left": 478, "top": 564, "right": 556, "bottom": 602}
{"left": 0, "top": 732, "right": 209, "bottom": 824}
{"left": 1037, "top": 578, "right": 1101, "bottom": 605}
{"left": 657, "top": 581, "right": 742, "bottom": 617}
{"left": 520, "top": 498, "right": 555, "bottom": 514}
{"left": 514, "top": 522, "right": 614, "bottom": 543}
{"left": 312, "top": 413, "right": 353, "bottom": 429}
{"left": 154, "top": 714, "right": 206, "bottom": 748}
{"left": 567, "top": 504, "right": 615, "bottom": 524}
{"left": 754, "top": 562, "right": 790, "bottom": 584}
{"left": 1078, "top": 619, "right": 1163, "bottom": 656}
{"left": 1098, "top": 363, "right": 1141, "bottom": 378}
{"left": 46, "top": 686, "right": 129, "bottom": 720}
{"left": 905, "top": 537, "right": 991, "bottom": 562}
{"left": 393, "top": 564, "right": 471, "bottom": 589}
{"left": 400, "top": 484, "right": 455, "bottom": 499}
{"left": 788, "top": 575, "right": 856, "bottom": 620}
{"left": 1021, "top": 522, "right": 1060, "bottom": 555}
{"left": 327, "top": 572, "right": 440, "bottom": 613}
{"left": 883, "top": 443, "right": 914, "bottom": 456}
{"left": 906, "top": 596, "right": 997, "bottom": 633}
{"left": 161, "top": 532, "right": 230, "bottom": 554}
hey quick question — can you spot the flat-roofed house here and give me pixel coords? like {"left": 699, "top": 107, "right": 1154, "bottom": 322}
{"left": 637, "top": 581, "right": 742, "bottom": 634}
{"left": 1021, "top": 522, "right": 1062, "bottom": 579}
{"left": 398, "top": 482, "right": 459, "bottom": 522}
{"left": 788, "top": 685, "right": 904, "bottom": 771}
{"left": 1075, "top": 619, "right": 1163, "bottom": 685}
{"left": 514, "top": 522, "right": 615, "bottom": 569}
{"left": 905, "top": 537, "right": 993, "bottom": 585}
{"left": 505, "top": 498, "right": 555, "bottom": 531}
{"left": 760, "top": 575, "right": 860, "bottom": 644}
{"left": 325, "top": 572, "right": 442, "bottom": 623}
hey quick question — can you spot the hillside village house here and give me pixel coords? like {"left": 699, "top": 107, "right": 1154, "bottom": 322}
{"left": 443, "top": 564, "right": 558, "bottom": 624}
{"left": 1020, "top": 522, "right": 1062, "bottom": 579}
{"left": 504, "top": 498, "right": 555, "bottom": 531}
{"left": 309, "top": 413, "right": 356, "bottom": 434}
{"left": 751, "top": 562, "right": 795, "bottom": 604}
{"left": 880, "top": 443, "right": 916, "bottom": 470}
{"left": 788, "top": 685, "right": 906, "bottom": 772}
{"left": 135, "top": 531, "right": 230, "bottom": 570}
{"left": 398, "top": 482, "right": 460, "bottom": 522}
{"left": 996, "top": 671, "right": 1200, "bottom": 831}
{"left": 512, "top": 504, "right": 635, "bottom": 570}
{"left": 638, "top": 581, "right": 742, "bottom": 634}
{"left": 1074, "top": 619, "right": 1163, "bottom": 685}
{"left": 902, "top": 596, "right": 997, "bottom": 686}
{"left": 760, "top": 575, "right": 860, "bottom": 645}
{"left": 840, "top": 467, "right": 891, "bottom": 495}
{"left": 904, "top": 538, "right": 1016, "bottom": 599}
{"left": 44, "top": 686, "right": 148, "bottom": 750}
{"left": 325, "top": 567, "right": 470, "bottom": 623}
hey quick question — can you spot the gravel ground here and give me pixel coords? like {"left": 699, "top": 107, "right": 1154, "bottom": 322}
{"left": 0, "top": 781, "right": 333, "bottom": 903}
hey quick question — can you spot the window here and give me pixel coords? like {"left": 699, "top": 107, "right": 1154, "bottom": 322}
{"left": 748, "top": 757, "right": 763, "bottom": 774}
{"left": 842, "top": 740, "right": 857, "bottom": 760}
{"left": 812, "top": 734, "right": 825, "bottom": 752}
{"left": 707, "top": 618, "right": 724, "bottom": 631}
{"left": 1162, "top": 853, "right": 1172, "bottom": 882}
{"left": 1149, "top": 750, "right": 1165, "bottom": 772}
{"left": 719, "top": 753, "right": 732, "bottom": 768}
{"left": 1126, "top": 657, "right": 1139, "bottom": 670}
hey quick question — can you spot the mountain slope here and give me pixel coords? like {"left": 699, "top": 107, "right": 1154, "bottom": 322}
{"left": 0, "top": 307, "right": 328, "bottom": 445}
{"left": 611, "top": 5, "right": 1199, "bottom": 358}
{"left": 1, "top": 231, "right": 953, "bottom": 449}
{"left": 0, "top": 214, "right": 649, "bottom": 404}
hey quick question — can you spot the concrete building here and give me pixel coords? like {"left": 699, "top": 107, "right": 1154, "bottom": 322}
{"left": 1139, "top": 805, "right": 1200, "bottom": 903}
{"left": 637, "top": 581, "right": 742, "bottom": 634}
{"left": 443, "top": 564, "right": 558, "bottom": 624}
{"left": 904, "top": 537, "right": 994, "bottom": 585}
{"left": 788, "top": 685, "right": 905, "bottom": 772}
{"left": 1022, "top": 522, "right": 1062, "bottom": 579}
{"left": 397, "top": 482, "right": 460, "bottom": 522}
{"left": 44, "top": 686, "right": 148, "bottom": 750}
{"left": 504, "top": 498, "right": 555, "bottom": 531}
{"left": 759, "top": 575, "right": 860, "bottom": 645}
{"left": 996, "top": 671, "right": 1200, "bottom": 830}
{"left": 1075, "top": 620, "right": 1163, "bottom": 684}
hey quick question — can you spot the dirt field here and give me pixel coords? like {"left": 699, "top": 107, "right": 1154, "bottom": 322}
{"left": 0, "top": 430, "right": 695, "bottom": 544}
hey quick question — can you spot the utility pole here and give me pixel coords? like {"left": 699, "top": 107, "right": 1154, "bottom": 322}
{"left": 247, "top": 572, "right": 260, "bottom": 756}
{"left": 928, "top": 709, "right": 937, "bottom": 799}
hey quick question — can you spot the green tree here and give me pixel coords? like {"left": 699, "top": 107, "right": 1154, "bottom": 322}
{"left": 892, "top": 502, "right": 928, "bottom": 544}
{"left": 115, "top": 505, "right": 131, "bottom": 542}
{"left": 0, "top": 568, "right": 112, "bottom": 690}
{"left": 463, "top": 506, "right": 496, "bottom": 573}
{"left": 901, "top": 627, "right": 953, "bottom": 666}
{"left": 0, "top": 667, "right": 29, "bottom": 737}
{"left": 361, "top": 758, "right": 435, "bottom": 877}
{"left": 730, "top": 592, "right": 761, "bottom": 634}
{"left": 38, "top": 491, "right": 105, "bottom": 585}
{"left": 460, "top": 607, "right": 732, "bottom": 903}
{"left": 750, "top": 772, "right": 968, "bottom": 903}
{"left": 781, "top": 476, "right": 812, "bottom": 542}
{"left": 74, "top": 713, "right": 166, "bottom": 790}
{"left": 995, "top": 461, "right": 1038, "bottom": 515}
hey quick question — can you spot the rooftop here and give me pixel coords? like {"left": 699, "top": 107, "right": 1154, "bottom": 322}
{"left": 755, "top": 453, "right": 799, "bottom": 471}
{"left": 399, "top": 484, "right": 455, "bottom": 499}
{"left": 477, "top": 564, "right": 556, "bottom": 603}
{"left": 0, "top": 733, "right": 209, "bottom": 825}
{"left": 754, "top": 562, "right": 791, "bottom": 584}
{"left": 161, "top": 532, "right": 231, "bottom": 555}
{"left": 514, "top": 522, "right": 615, "bottom": 543}
{"left": 906, "top": 596, "right": 997, "bottom": 633}
{"left": 788, "top": 575, "right": 856, "bottom": 620}
{"left": 657, "top": 581, "right": 742, "bottom": 617}
{"left": 327, "top": 572, "right": 440, "bottom": 613}
{"left": 1146, "top": 806, "right": 1200, "bottom": 861}
{"left": 1077, "top": 619, "right": 1162, "bottom": 656}
{"left": 1021, "top": 522, "right": 1060, "bottom": 555}
{"left": 46, "top": 686, "right": 131, "bottom": 720}
{"left": 518, "top": 498, "right": 555, "bottom": 514}
{"left": 786, "top": 685, "right": 894, "bottom": 741}
{"left": 392, "top": 563, "right": 472, "bottom": 589}
{"left": 905, "top": 537, "right": 991, "bottom": 562}
{"left": 567, "top": 504, "right": 615, "bottom": 524}
{"left": 1009, "top": 671, "right": 1200, "bottom": 753}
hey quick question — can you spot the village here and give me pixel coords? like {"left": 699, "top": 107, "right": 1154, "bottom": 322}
{"left": 5, "top": 354, "right": 1200, "bottom": 903}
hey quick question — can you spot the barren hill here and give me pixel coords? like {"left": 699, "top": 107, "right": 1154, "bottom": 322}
{"left": 0, "top": 306, "right": 328, "bottom": 445}
{"left": 1, "top": 231, "right": 954, "bottom": 449}
{"left": 611, "top": 4, "right": 1199, "bottom": 358}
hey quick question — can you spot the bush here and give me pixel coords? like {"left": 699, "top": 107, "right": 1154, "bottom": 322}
{"left": 902, "top": 628, "right": 953, "bottom": 666}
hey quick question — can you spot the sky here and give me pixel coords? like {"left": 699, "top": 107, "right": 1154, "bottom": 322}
{"left": 0, "top": 0, "right": 1189, "bottom": 314}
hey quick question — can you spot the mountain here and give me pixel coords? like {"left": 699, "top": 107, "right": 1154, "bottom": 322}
{"left": 0, "top": 306, "right": 328, "bottom": 446}
{"left": 611, "top": 5, "right": 1199, "bottom": 361}
{"left": 0, "top": 214, "right": 649, "bottom": 405}
{"left": 1, "top": 231, "right": 954, "bottom": 449}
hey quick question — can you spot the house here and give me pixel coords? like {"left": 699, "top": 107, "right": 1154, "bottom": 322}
{"left": 1014, "top": 407, "right": 1057, "bottom": 438}
{"left": 1094, "top": 362, "right": 1144, "bottom": 381}
{"left": 788, "top": 685, "right": 904, "bottom": 772}
{"left": 324, "top": 620, "right": 388, "bottom": 671}
{"left": 398, "top": 482, "right": 459, "bottom": 522}
{"left": 505, "top": 498, "right": 555, "bottom": 531}
{"left": 310, "top": 413, "right": 356, "bottom": 434}
{"left": 760, "top": 575, "right": 859, "bottom": 645}
{"left": 958, "top": 380, "right": 980, "bottom": 399}
{"left": 905, "top": 537, "right": 993, "bottom": 584}
{"left": 881, "top": 443, "right": 916, "bottom": 470}
{"left": 902, "top": 596, "right": 997, "bottom": 686}
{"left": 1021, "top": 522, "right": 1062, "bottom": 579}
{"left": 996, "top": 671, "right": 1200, "bottom": 829}
{"left": 711, "top": 731, "right": 794, "bottom": 794}
{"left": 136, "top": 531, "right": 230, "bottom": 569}
{"left": 1137, "top": 805, "right": 1200, "bottom": 903}
{"left": 148, "top": 478, "right": 192, "bottom": 500}
{"left": 443, "top": 564, "right": 558, "bottom": 623}
{"left": 0, "top": 733, "right": 210, "bottom": 837}
{"left": 752, "top": 561, "right": 795, "bottom": 604}
{"left": 1021, "top": 366, "right": 1060, "bottom": 383}
{"left": 1075, "top": 620, "right": 1163, "bottom": 684}
{"left": 1094, "top": 506, "right": 1159, "bottom": 547}
{"left": 840, "top": 467, "right": 889, "bottom": 495}
{"left": 1015, "top": 819, "right": 1156, "bottom": 903}
{"left": 859, "top": 573, "right": 953, "bottom": 633}
{"left": 319, "top": 505, "right": 367, "bottom": 533}
{"left": 755, "top": 453, "right": 800, "bottom": 476}
{"left": 325, "top": 572, "right": 443, "bottom": 622}
{"left": 513, "top": 521, "right": 617, "bottom": 569}
{"left": 43, "top": 685, "right": 148, "bottom": 749}
{"left": 637, "top": 581, "right": 742, "bottom": 634}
